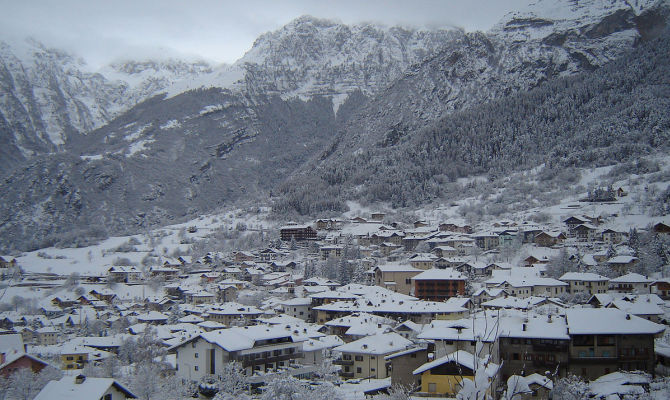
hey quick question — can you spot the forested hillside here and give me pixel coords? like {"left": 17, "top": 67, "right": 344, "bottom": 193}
{"left": 274, "top": 28, "right": 670, "bottom": 215}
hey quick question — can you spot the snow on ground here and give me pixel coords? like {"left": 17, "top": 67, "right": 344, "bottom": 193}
{"left": 14, "top": 206, "right": 276, "bottom": 276}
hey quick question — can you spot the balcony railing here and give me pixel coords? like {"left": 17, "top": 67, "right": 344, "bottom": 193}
{"left": 334, "top": 359, "right": 354, "bottom": 366}
{"left": 233, "top": 352, "right": 304, "bottom": 368}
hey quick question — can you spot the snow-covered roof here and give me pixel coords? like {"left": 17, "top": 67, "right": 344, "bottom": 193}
{"left": 334, "top": 332, "right": 412, "bottom": 355}
{"left": 609, "top": 299, "right": 664, "bottom": 316}
{"left": 0, "top": 333, "right": 24, "bottom": 354}
{"left": 589, "top": 371, "right": 650, "bottom": 399}
{"left": 608, "top": 256, "right": 639, "bottom": 264}
{"left": 559, "top": 272, "right": 609, "bottom": 282}
{"left": 411, "top": 268, "right": 466, "bottom": 281}
{"left": 413, "top": 350, "right": 499, "bottom": 377}
{"left": 611, "top": 273, "right": 650, "bottom": 283}
{"left": 170, "top": 325, "right": 306, "bottom": 352}
{"left": 280, "top": 297, "right": 312, "bottom": 306}
{"left": 374, "top": 263, "right": 420, "bottom": 273}
{"left": 565, "top": 309, "right": 665, "bottom": 335}
{"left": 34, "top": 375, "right": 136, "bottom": 400}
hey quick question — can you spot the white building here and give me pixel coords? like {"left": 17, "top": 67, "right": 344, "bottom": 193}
{"left": 169, "top": 325, "right": 306, "bottom": 381}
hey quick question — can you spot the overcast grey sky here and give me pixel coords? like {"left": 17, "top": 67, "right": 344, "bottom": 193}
{"left": 0, "top": 0, "right": 530, "bottom": 69}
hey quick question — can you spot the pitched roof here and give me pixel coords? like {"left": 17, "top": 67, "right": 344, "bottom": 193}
{"left": 334, "top": 332, "right": 412, "bottom": 355}
{"left": 565, "top": 309, "right": 665, "bottom": 335}
{"left": 34, "top": 375, "right": 136, "bottom": 400}
{"left": 413, "top": 350, "right": 499, "bottom": 377}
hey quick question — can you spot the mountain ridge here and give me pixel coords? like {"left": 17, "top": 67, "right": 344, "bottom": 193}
{"left": 1, "top": 1, "right": 669, "bottom": 252}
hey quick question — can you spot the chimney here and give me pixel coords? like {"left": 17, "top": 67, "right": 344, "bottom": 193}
{"left": 548, "top": 314, "right": 553, "bottom": 323}
{"left": 626, "top": 314, "right": 631, "bottom": 320}
{"left": 75, "top": 375, "right": 86, "bottom": 384}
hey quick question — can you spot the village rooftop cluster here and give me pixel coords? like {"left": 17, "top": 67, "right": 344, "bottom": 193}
{"left": 1, "top": 206, "right": 670, "bottom": 399}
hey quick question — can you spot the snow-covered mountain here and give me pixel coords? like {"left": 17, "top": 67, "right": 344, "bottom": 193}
{"left": 164, "top": 16, "right": 460, "bottom": 111}
{"left": 0, "top": 39, "right": 211, "bottom": 173}
{"left": 0, "top": 0, "right": 668, "bottom": 252}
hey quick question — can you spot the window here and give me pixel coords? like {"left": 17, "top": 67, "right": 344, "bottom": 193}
{"left": 195, "top": 353, "right": 199, "bottom": 358}
{"left": 512, "top": 353, "right": 519, "bottom": 360}
{"left": 405, "top": 279, "right": 411, "bottom": 284}
{"left": 355, "top": 356, "right": 363, "bottom": 361}
{"left": 192, "top": 342, "right": 196, "bottom": 348}
{"left": 343, "top": 354, "right": 352, "bottom": 360}
{"left": 371, "top": 368, "right": 375, "bottom": 372}
{"left": 195, "top": 366, "right": 199, "bottom": 371}
{"left": 66, "top": 356, "right": 73, "bottom": 360}
{"left": 102, "top": 395, "right": 112, "bottom": 400}
{"left": 356, "top": 367, "right": 362, "bottom": 373}
{"left": 428, "top": 383, "right": 437, "bottom": 393}
{"left": 371, "top": 356, "right": 376, "bottom": 360}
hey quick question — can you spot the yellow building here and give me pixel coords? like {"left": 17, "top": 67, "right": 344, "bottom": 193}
{"left": 413, "top": 350, "right": 499, "bottom": 397}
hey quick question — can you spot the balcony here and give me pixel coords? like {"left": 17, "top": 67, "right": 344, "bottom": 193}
{"left": 234, "top": 352, "right": 304, "bottom": 368}
{"left": 532, "top": 343, "right": 568, "bottom": 352}
{"left": 341, "top": 372, "right": 354, "bottom": 378}
{"left": 334, "top": 359, "right": 354, "bottom": 366}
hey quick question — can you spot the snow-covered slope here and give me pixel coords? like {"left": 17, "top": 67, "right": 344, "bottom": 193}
{"left": 0, "top": 39, "right": 211, "bottom": 174}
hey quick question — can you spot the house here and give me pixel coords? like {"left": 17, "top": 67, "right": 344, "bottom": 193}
{"left": 408, "top": 253, "right": 438, "bottom": 270}
{"left": 411, "top": 268, "right": 466, "bottom": 301}
{"left": 607, "top": 256, "right": 640, "bottom": 275}
{"left": 280, "top": 297, "right": 312, "bottom": 321}
{"left": 563, "top": 216, "right": 591, "bottom": 234}
{"left": 601, "top": 228, "right": 627, "bottom": 244}
{"left": 565, "top": 309, "right": 665, "bottom": 380}
{"left": 498, "top": 313, "right": 570, "bottom": 380}
{"left": 149, "top": 266, "right": 180, "bottom": 280}
{"left": 203, "top": 303, "right": 264, "bottom": 326}
{"left": 372, "top": 264, "right": 422, "bottom": 295}
{"left": 573, "top": 224, "right": 598, "bottom": 242}
{"left": 170, "top": 325, "right": 306, "bottom": 380}
{"left": 315, "top": 218, "right": 340, "bottom": 230}
{"left": 471, "top": 288, "right": 509, "bottom": 307}
{"left": 320, "top": 245, "right": 343, "bottom": 261}
{"left": 559, "top": 272, "right": 610, "bottom": 296}
{"left": 534, "top": 231, "right": 566, "bottom": 247}
{"left": 36, "top": 326, "right": 59, "bottom": 345}
{"left": 652, "top": 222, "right": 670, "bottom": 235}
{"left": 0, "top": 352, "right": 49, "bottom": 377}
{"left": 385, "top": 346, "right": 429, "bottom": 388}
{"left": 439, "top": 223, "right": 472, "bottom": 234}
{"left": 279, "top": 225, "right": 317, "bottom": 241}
{"left": 107, "top": 266, "right": 140, "bottom": 283}
{"left": 34, "top": 374, "right": 137, "bottom": 400}
{"left": 334, "top": 332, "right": 412, "bottom": 379}
{"left": 413, "top": 350, "right": 499, "bottom": 398}
{"left": 506, "top": 374, "right": 553, "bottom": 400}
{"left": 233, "top": 251, "right": 256, "bottom": 262}
{"left": 608, "top": 299, "right": 664, "bottom": 322}
{"left": 610, "top": 273, "right": 651, "bottom": 293}
{"left": 0, "top": 257, "right": 17, "bottom": 269}
{"left": 473, "top": 231, "right": 499, "bottom": 250}
{"left": 652, "top": 278, "right": 670, "bottom": 299}
{"left": 0, "top": 333, "right": 46, "bottom": 376}
{"left": 457, "top": 261, "right": 492, "bottom": 277}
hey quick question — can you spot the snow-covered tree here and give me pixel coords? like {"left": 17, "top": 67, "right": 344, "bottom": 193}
{"left": 550, "top": 375, "right": 589, "bottom": 400}
{"left": 0, "top": 366, "right": 62, "bottom": 400}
